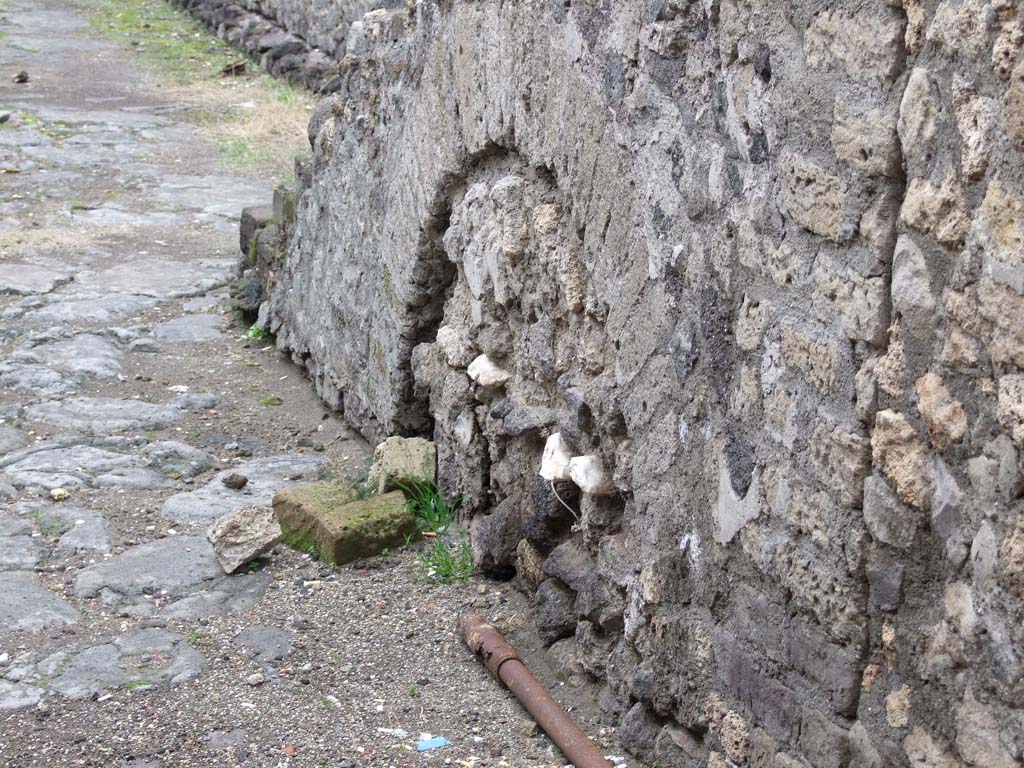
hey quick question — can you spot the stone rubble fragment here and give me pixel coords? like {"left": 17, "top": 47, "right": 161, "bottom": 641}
{"left": 207, "top": 506, "right": 282, "bottom": 574}
{"left": 366, "top": 436, "right": 436, "bottom": 494}
{"left": 568, "top": 455, "right": 614, "bottom": 496}
{"left": 466, "top": 355, "right": 512, "bottom": 388}
{"left": 538, "top": 434, "right": 571, "bottom": 484}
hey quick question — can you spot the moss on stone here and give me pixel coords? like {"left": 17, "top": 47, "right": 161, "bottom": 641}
{"left": 273, "top": 485, "right": 416, "bottom": 566}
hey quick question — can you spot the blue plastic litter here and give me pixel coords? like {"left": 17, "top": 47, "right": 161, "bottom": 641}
{"left": 417, "top": 736, "right": 450, "bottom": 752}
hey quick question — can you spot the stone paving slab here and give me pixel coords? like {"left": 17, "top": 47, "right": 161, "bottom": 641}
{"left": 3, "top": 443, "right": 144, "bottom": 490}
{"left": 0, "top": 361, "right": 80, "bottom": 398}
{"left": 47, "top": 628, "right": 205, "bottom": 699}
{"left": 153, "top": 313, "right": 225, "bottom": 342}
{"left": 24, "top": 397, "right": 185, "bottom": 433}
{"left": 8, "top": 293, "right": 159, "bottom": 325}
{"left": 0, "top": 426, "right": 29, "bottom": 455}
{"left": 2, "top": 628, "right": 204, "bottom": 704}
{"left": 161, "top": 454, "right": 326, "bottom": 523}
{"left": 0, "top": 264, "right": 75, "bottom": 295}
{"left": 10, "top": 332, "right": 123, "bottom": 379}
{"left": 0, "top": 572, "right": 79, "bottom": 632}
{"left": 73, "top": 536, "right": 268, "bottom": 618}
{"left": 74, "top": 258, "right": 236, "bottom": 299}
{"left": 141, "top": 440, "right": 215, "bottom": 479}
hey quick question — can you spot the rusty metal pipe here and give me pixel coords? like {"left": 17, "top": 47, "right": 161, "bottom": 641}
{"left": 459, "top": 613, "right": 612, "bottom": 768}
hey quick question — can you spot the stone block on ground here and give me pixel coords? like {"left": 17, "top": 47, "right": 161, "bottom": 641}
{"left": 274, "top": 485, "right": 416, "bottom": 566}
{"left": 206, "top": 506, "right": 282, "bottom": 574}
{"left": 366, "top": 436, "right": 436, "bottom": 494}
{"left": 239, "top": 203, "right": 274, "bottom": 263}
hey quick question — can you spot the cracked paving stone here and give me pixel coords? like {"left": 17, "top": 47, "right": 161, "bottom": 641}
{"left": 74, "top": 258, "right": 236, "bottom": 299}
{"left": 160, "top": 453, "right": 326, "bottom": 523}
{"left": 141, "top": 440, "right": 215, "bottom": 479}
{"left": 15, "top": 502, "right": 111, "bottom": 554}
{"left": 0, "top": 571, "right": 79, "bottom": 632}
{"left": 44, "top": 628, "right": 205, "bottom": 700}
{"left": 0, "top": 361, "right": 80, "bottom": 398}
{"left": 0, "top": 533, "right": 47, "bottom": 571}
{"left": 68, "top": 204, "right": 187, "bottom": 229}
{"left": 0, "top": 263, "right": 75, "bottom": 295}
{"left": 6, "top": 293, "right": 159, "bottom": 324}
{"left": 10, "top": 332, "right": 123, "bottom": 379}
{"left": 2, "top": 442, "right": 144, "bottom": 490}
{"left": 0, "top": 426, "right": 28, "bottom": 455}
{"left": 74, "top": 535, "right": 268, "bottom": 618}
{"left": 0, "top": 680, "right": 44, "bottom": 710}
{"left": 153, "top": 313, "right": 225, "bottom": 342}
{"left": 24, "top": 396, "right": 185, "bottom": 433}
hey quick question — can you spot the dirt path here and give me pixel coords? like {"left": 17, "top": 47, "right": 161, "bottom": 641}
{"left": 0, "top": 1, "right": 619, "bottom": 766}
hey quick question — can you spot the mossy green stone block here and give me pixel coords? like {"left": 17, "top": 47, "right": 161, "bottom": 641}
{"left": 273, "top": 485, "right": 415, "bottom": 566}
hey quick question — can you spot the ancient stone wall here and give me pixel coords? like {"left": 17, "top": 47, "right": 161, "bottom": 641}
{"left": 170, "top": 0, "right": 400, "bottom": 88}
{"left": 242, "top": 1, "right": 1024, "bottom": 766}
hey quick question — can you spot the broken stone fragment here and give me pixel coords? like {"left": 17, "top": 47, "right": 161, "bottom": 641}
{"left": 568, "top": 455, "right": 613, "bottom": 496}
{"left": 221, "top": 473, "right": 249, "bottom": 490}
{"left": 539, "top": 433, "right": 572, "bottom": 482}
{"left": 466, "top": 354, "right": 511, "bottom": 387}
{"left": 206, "top": 506, "right": 282, "bottom": 574}
{"left": 366, "top": 436, "right": 436, "bottom": 494}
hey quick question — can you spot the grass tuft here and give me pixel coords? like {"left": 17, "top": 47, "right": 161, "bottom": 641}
{"left": 395, "top": 478, "right": 473, "bottom": 582}
{"left": 242, "top": 323, "right": 271, "bottom": 341}
{"left": 394, "top": 477, "right": 459, "bottom": 536}
{"left": 415, "top": 530, "right": 474, "bottom": 583}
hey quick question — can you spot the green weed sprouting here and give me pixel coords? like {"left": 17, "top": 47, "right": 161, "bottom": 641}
{"left": 415, "top": 530, "right": 474, "bottom": 583}
{"left": 393, "top": 477, "right": 459, "bottom": 536}
{"left": 394, "top": 477, "right": 473, "bottom": 583}
{"left": 242, "top": 323, "right": 271, "bottom": 341}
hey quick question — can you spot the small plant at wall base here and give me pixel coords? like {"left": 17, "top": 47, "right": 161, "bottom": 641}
{"left": 394, "top": 477, "right": 459, "bottom": 535}
{"left": 395, "top": 477, "right": 473, "bottom": 582}
{"left": 242, "top": 323, "right": 271, "bottom": 341}
{"left": 416, "top": 530, "right": 474, "bottom": 583}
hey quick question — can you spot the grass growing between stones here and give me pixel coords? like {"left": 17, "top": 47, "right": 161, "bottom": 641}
{"left": 394, "top": 477, "right": 458, "bottom": 536}
{"left": 83, "top": 0, "right": 313, "bottom": 177}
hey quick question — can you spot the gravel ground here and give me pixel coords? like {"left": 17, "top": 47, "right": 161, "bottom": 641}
{"left": 0, "top": 1, "right": 623, "bottom": 765}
